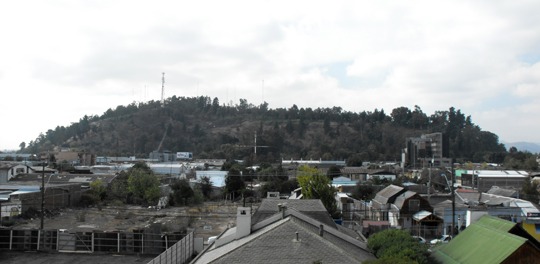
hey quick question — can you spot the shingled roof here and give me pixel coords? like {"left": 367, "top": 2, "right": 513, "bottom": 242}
{"left": 193, "top": 208, "right": 375, "bottom": 264}
{"left": 251, "top": 199, "right": 336, "bottom": 228}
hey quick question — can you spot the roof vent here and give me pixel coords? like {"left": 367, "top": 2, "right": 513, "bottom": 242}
{"left": 293, "top": 231, "right": 301, "bottom": 242}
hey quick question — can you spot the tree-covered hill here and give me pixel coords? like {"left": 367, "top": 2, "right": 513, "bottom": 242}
{"left": 20, "top": 96, "right": 506, "bottom": 165}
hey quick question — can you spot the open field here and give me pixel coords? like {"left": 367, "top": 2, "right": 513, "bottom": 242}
{"left": 8, "top": 201, "right": 252, "bottom": 244}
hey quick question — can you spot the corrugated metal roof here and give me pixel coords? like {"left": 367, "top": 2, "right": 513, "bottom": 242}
{"left": 432, "top": 215, "right": 527, "bottom": 263}
{"left": 413, "top": 211, "right": 433, "bottom": 221}
{"left": 475, "top": 215, "right": 516, "bottom": 232}
{"left": 372, "top": 185, "right": 405, "bottom": 206}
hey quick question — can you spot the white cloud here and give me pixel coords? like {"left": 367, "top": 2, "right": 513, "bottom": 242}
{"left": 2, "top": 0, "right": 540, "bottom": 149}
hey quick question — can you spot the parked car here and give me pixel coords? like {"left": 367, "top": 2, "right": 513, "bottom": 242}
{"left": 430, "top": 235, "right": 452, "bottom": 244}
{"left": 412, "top": 236, "right": 427, "bottom": 244}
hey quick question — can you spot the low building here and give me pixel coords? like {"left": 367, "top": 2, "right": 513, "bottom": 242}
{"left": 460, "top": 170, "right": 529, "bottom": 192}
{"left": 0, "top": 163, "right": 35, "bottom": 183}
{"left": 192, "top": 201, "right": 375, "bottom": 263}
{"left": 0, "top": 182, "right": 84, "bottom": 219}
{"left": 431, "top": 215, "right": 540, "bottom": 264}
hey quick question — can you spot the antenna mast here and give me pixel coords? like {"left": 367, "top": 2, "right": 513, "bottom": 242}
{"left": 161, "top": 72, "right": 165, "bottom": 107}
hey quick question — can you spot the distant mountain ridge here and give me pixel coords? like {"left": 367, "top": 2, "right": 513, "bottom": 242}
{"left": 20, "top": 96, "right": 507, "bottom": 163}
{"left": 501, "top": 141, "right": 540, "bottom": 154}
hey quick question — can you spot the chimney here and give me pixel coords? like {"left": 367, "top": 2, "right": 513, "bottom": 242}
{"left": 236, "top": 207, "right": 251, "bottom": 240}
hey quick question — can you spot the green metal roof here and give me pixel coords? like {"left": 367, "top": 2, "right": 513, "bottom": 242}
{"left": 431, "top": 216, "right": 527, "bottom": 264}
{"left": 475, "top": 214, "right": 516, "bottom": 232}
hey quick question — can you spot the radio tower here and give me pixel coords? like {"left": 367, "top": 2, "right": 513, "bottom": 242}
{"left": 161, "top": 72, "right": 165, "bottom": 107}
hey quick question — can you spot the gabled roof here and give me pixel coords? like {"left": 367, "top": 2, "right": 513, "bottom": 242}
{"left": 393, "top": 191, "right": 418, "bottom": 210}
{"left": 372, "top": 184, "right": 406, "bottom": 208}
{"left": 193, "top": 209, "right": 375, "bottom": 264}
{"left": 431, "top": 215, "right": 540, "bottom": 263}
{"left": 252, "top": 199, "right": 335, "bottom": 228}
{"left": 0, "top": 162, "right": 25, "bottom": 170}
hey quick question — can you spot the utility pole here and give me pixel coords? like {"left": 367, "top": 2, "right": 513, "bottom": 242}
{"left": 428, "top": 157, "right": 432, "bottom": 203}
{"left": 451, "top": 159, "right": 455, "bottom": 238}
{"left": 41, "top": 161, "right": 45, "bottom": 230}
{"left": 254, "top": 131, "right": 257, "bottom": 161}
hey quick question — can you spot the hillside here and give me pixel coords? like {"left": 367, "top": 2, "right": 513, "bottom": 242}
{"left": 20, "top": 96, "right": 507, "bottom": 165}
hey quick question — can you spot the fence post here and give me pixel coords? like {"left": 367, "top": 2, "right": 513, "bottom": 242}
{"left": 37, "top": 230, "right": 41, "bottom": 251}
{"left": 118, "top": 232, "right": 120, "bottom": 253}
{"left": 91, "top": 232, "right": 94, "bottom": 252}
{"left": 10, "top": 230, "right": 13, "bottom": 250}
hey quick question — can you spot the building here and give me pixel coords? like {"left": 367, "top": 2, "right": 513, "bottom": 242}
{"left": 403, "top": 132, "right": 451, "bottom": 168}
{"left": 40, "top": 151, "right": 96, "bottom": 166}
{"left": 0, "top": 163, "right": 34, "bottom": 183}
{"left": 0, "top": 182, "right": 84, "bottom": 219}
{"left": 431, "top": 215, "right": 540, "bottom": 264}
{"left": 460, "top": 170, "right": 529, "bottom": 192}
{"left": 191, "top": 201, "right": 375, "bottom": 263}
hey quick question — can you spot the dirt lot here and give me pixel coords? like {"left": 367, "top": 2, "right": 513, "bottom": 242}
{"left": 11, "top": 200, "right": 253, "bottom": 244}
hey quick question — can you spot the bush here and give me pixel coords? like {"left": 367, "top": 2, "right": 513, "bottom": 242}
{"left": 367, "top": 229, "right": 428, "bottom": 264}
{"left": 1, "top": 219, "right": 16, "bottom": 227}
{"left": 79, "top": 193, "right": 100, "bottom": 207}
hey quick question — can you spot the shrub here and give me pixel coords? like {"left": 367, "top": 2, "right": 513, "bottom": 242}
{"left": 367, "top": 229, "right": 428, "bottom": 264}
{"left": 79, "top": 193, "right": 100, "bottom": 207}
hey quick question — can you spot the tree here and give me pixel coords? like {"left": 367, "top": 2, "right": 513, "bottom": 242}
{"left": 127, "top": 169, "right": 161, "bottom": 205}
{"left": 352, "top": 182, "right": 376, "bottom": 201}
{"left": 327, "top": 165, "right": 341, "bottom": 179}
{"left": 196, "top": 175, "right": 213, "bottom": 199}
{"left": 367, "top": 229, "right": 429, "bottom": 264}
{"left": 107, "top": 170, "right": 130, "bottom": 202}
{"left": 90, "top": 180, "right": 107, "bottom": 201}
{"left": 19, "top": 142, "right": 26, "bottom": 150}
{"left": 521, "top": 177, "right": 539, "bottom": 204}
{"left": 347, "top": 156, "right": 363, "bottom": 167}
{"left": 225, "top": 168, "right": 245, "bottom": 198}
{"left": 297, "top": 165, "right": 338, "bottom": 216}
{"left": 171, "top": 178, "right": 195, "bottom": 205}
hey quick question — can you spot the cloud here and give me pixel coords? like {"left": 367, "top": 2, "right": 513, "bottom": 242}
{"left": 2, "top": 0, "right": 540, "bottom": 149}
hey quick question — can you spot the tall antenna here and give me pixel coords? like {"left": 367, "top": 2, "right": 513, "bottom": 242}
{"left": 161, "top": 72, "right": 165, "bottom": 107}
{"left": 262, "top": 80, "right": 264, "bottom": 104}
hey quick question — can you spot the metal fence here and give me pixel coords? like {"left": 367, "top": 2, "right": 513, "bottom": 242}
{"left": 146, "top": 232, "right": 194, "bottom": 264}
{"left": 0, "top": 229, "right": 187, "bottom": 254}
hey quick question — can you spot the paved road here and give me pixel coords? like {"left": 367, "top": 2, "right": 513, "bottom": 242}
{"left": 1, "top": 251, "right": 158, "bottom": 264}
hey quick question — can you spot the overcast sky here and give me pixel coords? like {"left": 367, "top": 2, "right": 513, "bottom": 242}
{"left": 1, "top": 0, "right": 540, "bottom": 151}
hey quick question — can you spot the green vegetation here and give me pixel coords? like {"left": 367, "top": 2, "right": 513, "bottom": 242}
{"left": 18, "top": 96, "right": 507, "bottom": 165}
{"left": 521, "top": 177, "right": 540, "bottom": 204}
{"left": 366, "top": 229, "right": 429, "bottom": 264}
{"left": 297, "top": 165, "right": 338, "bottom": 217}
{"left": 503, "top": 147, "right": 538, "bottom": 170}
{"left": 127, "top": 166, "right": 161, "bottom": 205}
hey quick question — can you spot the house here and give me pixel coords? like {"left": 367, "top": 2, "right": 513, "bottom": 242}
{"left": 191, "top": 201, "right": 375, "bottom": 263}
{"left": 392, "top": 191, "right": 433, "bottom": 229}
{"left": 0, "top": 163, "right": 35, "bottom": 183}
{"left": 371, "top": 185, "right": 407, "bottom": 221}
{"left": 431, "top": 215, "right": 540, "bottom": 264}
